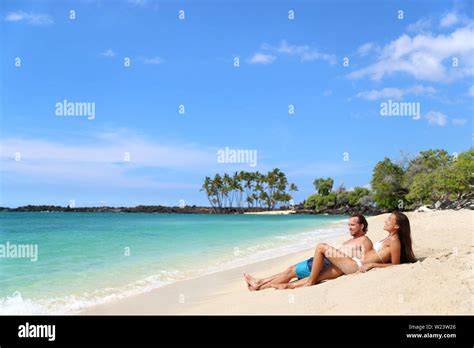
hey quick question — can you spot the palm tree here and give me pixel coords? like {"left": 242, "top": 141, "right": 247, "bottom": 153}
{"left": 246, "top": 195, "right": 254, "bottom": 208}
{"left": 200, "top": 176, "right": 215, "bottom": 211}
{"left": 260, "top": 191, "right": 269, "bottom": 209}
{"left": 202, "top": 169, "right": 299, "bottom": 212}
{"left": 243, "top": 171, "right": 253, "bottom": 207}
{"left": 212, "top": 174, "right": 224, "bottom": 211}
{"left": 289, "top": 183, "right": 298, "bottom": 208}
{"left": 254, "top": 172, "right": 264, "bottom": 208}
{"left": 234, "top": 171, "right": 244, "bottom": 208}
{"left": 223, "top": 173, "right": 234, "bottom": 209}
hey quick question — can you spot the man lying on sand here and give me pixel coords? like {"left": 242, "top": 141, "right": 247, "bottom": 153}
{"left": 244, "top": 212, "right": 417, "bottom": 290}
{"left": 243, "top": 214, "right": 373, "bottom": 291}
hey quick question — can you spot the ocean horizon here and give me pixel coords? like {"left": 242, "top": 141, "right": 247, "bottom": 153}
{"left": 0, "top": 212, "right": 348, "bottom": 314}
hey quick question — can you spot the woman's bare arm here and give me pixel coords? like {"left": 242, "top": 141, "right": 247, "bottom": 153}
{"left": 359, "top": 262, "right": 394, "bottom": 272}
{"left": 389, "top": 235, "right": 401, "bottom": 264}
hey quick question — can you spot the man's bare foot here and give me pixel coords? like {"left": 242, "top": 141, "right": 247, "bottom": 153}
{"left": 243, "top": 273, "right": 258, "bottom": 287}
{"left": 243, "top": 273, "right": 259, "bottom": 291}
{"left": 247, "top": 283, "right": 258, "bottom": 291}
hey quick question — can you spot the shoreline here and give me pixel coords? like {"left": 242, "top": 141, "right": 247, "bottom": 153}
{"left": 80, "top": 243, "right": 347, "bottom": 315}
{"left": 81, "top": 209, "right": 473, "bottom": 315}
{"left": 0, "top": 206, "right": 379, "bottom": 215}
{"left": 0, "top": 215, "right": 349, "bottom": 315}
{"left": 243, "top": 210, "right": 296, "bottom": 215}
{"left": 76, "top": 219, "right": 350, "bottom": 315}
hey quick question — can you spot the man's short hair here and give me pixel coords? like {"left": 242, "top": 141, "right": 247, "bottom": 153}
{"left": 350, "top": 214, "right": 368, "bottom": 233}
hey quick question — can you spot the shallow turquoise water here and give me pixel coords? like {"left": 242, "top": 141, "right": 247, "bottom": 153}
{"left": 0, "top": 212, "right": 347, "bottom": 314}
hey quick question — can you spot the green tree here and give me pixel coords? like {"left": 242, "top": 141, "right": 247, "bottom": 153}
{"left": 305, "top": 192, "right": 337, "bottom": 210}
{"left": 336, "top": 191, "right": 350, "bottom": 206}
{"left": 405, "top": 148, "right": 473, "bottom": 204}
{"left": 405, "top": 172, "right": 436, "bottom": 204}
{"left": 200, "top": 176, "right": 217, "bottom": 211}
{"left": 404, "top": 149, "right": 451, "bottom": 189}
{"left": 212, "top": 174, "right": 224, "bottom": 210}
{"left": 202, "top": 169, "right": 297, "bottom": 211}
{"left": 433, "top": 167, "right": 466, "bottom": 200}
{"left": 313, "top": 177, "right": 334, "bottom": 196}
{"left": 305, "top": 194, "right": 321, "bottom": 210}
{"left": 348, "top": 187, "right": 370, "bottom": 206}
{"left": 432, "top": 149, "right": 473, "bottom": 200}
{"left": 358, "top": 194, "right": 375, "bottom": 208}
{"left": 371, "top": 158, "right": 406, "bottom": 209}
{"left": 453, "top": 148, "right": 474, "bottom": 188}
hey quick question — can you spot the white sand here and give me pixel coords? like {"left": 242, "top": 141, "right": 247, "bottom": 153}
{"left": 82, "top": 209, "right": 473, "bottom": 315}
{"left": 243, "top": 210, "right": 296, "bottom": 215}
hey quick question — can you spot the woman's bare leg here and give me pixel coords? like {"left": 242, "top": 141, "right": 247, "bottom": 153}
{"left": 244, "top": 266, "right": 297, "bottom": 291}
{"left": 315, "top": 265, "right": 344, "bottom": 283}
{"left": 307, "top": 243, "right": 359, "bottom": 285}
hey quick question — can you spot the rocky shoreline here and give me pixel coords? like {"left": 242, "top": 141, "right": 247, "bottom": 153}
{"left": 1, "top": 193, "right": 472, "bottom": 215}
{"left": 0, "top": 205, "right": 291, "bottom": 214}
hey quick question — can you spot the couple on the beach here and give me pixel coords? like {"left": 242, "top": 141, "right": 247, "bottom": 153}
{"left": 244, "top": 212, "right": 416, "bottom": 290}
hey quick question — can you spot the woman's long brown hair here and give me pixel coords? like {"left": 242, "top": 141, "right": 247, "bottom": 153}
{"left": 392, "top": 212, "right": 417, "bottom": 263}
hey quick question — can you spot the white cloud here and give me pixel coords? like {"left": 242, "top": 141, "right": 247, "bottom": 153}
{"left": 408, "top": 85, "right": 438, "bottom": 95}
{"left": 468, "top": 85, "right": 474, "bottom": 96}
{"left": 452, "top": 118, "right": 468, "bottom": 125}
{"left": 357, "top": 87, "right": 405, "bottom": 100}
{"left": 141, "top": 56, "right": 163, "bottom": 64}
{"left": 248, "top": 53, "right": 276, "bottom": 65}
{"left": 4, "top": 11, "right": 53, "bottom": 25}
{"left": 4, "top": 12, "right": 24, "bottom": 21}
{"left": 440, "top": 12, "right": 459, "bottom": 27}
{"left": 406, "top": 18, "right": 432, "bottom": 33}
{"left": 424, "top": 111, "right": 447, "bottom": 126}
{"left": 275, "top": 40, "right": 337, "bottom": 64}
{"left": 356, "top": 85, "right": 436, "bottom": 100}
{"left": 101, "top": 49, "right": 115, "bottom": 57}
{"left": 0, "top": 131, "right": 218, "bottom": 188}
{"left": 251, "top": 40, "right": 337, "bottom": 65}
{"left": 357, "top": 42, "right": 376, "bottom": 57}
{"left": 348, "top": 24, "right": 474, "bottom": 82}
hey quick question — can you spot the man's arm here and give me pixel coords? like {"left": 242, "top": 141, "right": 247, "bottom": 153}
{"left": 363, "top": 237, "right": 374, "bottom": 254}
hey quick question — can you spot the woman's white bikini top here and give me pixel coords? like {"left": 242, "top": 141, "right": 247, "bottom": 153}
{"left": 374, "top": 236, "right": 390, "bottom": 262}
{"left": 374, "top": 238, "right": 386, "bottom": 252}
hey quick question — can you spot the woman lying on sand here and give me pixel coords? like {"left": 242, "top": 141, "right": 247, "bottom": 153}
{"left": 244, "top": 212, "right": 416, "bottom": 290}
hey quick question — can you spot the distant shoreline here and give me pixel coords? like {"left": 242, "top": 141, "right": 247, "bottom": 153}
{"left": 0, "top": 205, "right": 297, "bottom": 214}
{"left": 0, "top": 205, "right": 377, "bottom": 215}
{"left": 2, "top": 195, "right": 471, "bottom": 215}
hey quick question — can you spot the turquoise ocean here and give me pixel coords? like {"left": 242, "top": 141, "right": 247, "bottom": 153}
{"left": 0, "top": 212, "right": 347, "bottom": 314}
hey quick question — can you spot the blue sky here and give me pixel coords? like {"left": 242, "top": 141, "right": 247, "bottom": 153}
{"left": 1, "top": 0, "right": 473, "bottom": 207}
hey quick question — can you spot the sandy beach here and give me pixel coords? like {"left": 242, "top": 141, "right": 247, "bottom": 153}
{"left": 243, "top": 210, "right": 296, "bottom": 215}
{"left": 82, "top": 209, "right": 473, "bottom": 315}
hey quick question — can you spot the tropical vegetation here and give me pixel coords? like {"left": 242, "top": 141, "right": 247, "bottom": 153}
{"left": 304, "top": 148, "right": 473, "bottom": 211}
{"left": 201, "top": 168, "right": 298, "bottom": 212}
